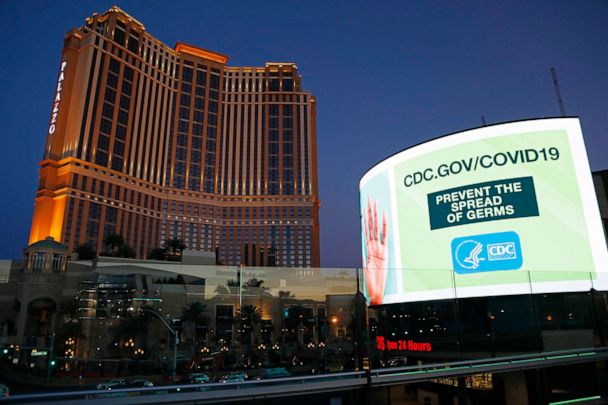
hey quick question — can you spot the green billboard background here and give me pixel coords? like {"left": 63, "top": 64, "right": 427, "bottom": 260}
{"left": 360, "top": 119, "right": 608, "bottom": 304}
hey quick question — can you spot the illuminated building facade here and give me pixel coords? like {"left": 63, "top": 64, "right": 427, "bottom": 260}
{"left": 29, "top": 6, "right": 320, "bottom": 267}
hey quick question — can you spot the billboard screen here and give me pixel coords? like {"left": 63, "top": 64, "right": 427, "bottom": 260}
{"left": 360, "top": 118, "right": 608, "bottom": 305}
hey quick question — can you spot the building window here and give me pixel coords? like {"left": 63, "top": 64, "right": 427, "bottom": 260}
{"left": 51, "top": 254, "right": 63, "bottom": 272}
{"left": 33, "top": 252, "right": 45, "bottom": 272}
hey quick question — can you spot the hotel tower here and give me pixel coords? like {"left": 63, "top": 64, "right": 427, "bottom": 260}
{"left": 29, "top": 6, "right": 320, "bottom": 267}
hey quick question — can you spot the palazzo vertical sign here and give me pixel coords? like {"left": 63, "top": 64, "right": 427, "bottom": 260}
{"left": 48, "top": 60, "right": 67, "bottom": 135}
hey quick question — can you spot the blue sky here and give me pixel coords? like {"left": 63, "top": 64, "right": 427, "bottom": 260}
{"left": 1, "top": 0, "right": 607, "bottom": 266}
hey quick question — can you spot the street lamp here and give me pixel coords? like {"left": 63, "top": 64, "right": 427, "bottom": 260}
{"left": 257, "top": 344, "right": 267, "bottom": 367}
{"left": 319, "top": 341, "right": 327, "bottom": 371}
{"left": 143, "top": 309, "right": 178, "bottom": 381}
{"left": 46, "top": 333, "right": 56, "bottom": 385}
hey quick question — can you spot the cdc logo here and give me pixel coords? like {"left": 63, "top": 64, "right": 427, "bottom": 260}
{"left": 487, "top": 242, "right": 517, "bottom": 261}
{"left": 451, "top": 231, "right": 523, "bottom": 274}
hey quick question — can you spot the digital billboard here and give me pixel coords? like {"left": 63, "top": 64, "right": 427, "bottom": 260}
{"left": 360, "top": 118, "right": 608, "bottom": 305}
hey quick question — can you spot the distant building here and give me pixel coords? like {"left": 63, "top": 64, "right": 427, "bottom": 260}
{"left": 0, "top": 240, "right": 355, "bottom": 374}
{"left": 0, "top": 238, "right": 76, "bottom": 350}
{"left": 29, "top": 6, "right": 320, "bottom": 267}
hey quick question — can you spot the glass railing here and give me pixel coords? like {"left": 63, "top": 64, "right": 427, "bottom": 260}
{"left": 1, "top": 261, "right": 607, "bottom": 394}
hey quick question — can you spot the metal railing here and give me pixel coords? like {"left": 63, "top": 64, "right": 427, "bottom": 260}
{"left": 370, "top": 347, "right": 608, "bottom": 386}
{"left": 1, "top": 371, "right": 367, "bottom": 404}
{"left": 3, "top": 347, "right": 607, "bottom": 404}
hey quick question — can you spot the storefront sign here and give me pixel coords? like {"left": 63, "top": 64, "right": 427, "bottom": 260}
{"left": 31, "top": 350, "right": 48, "bottom": 357}
{"left": 376, "top": 335, "right": 432, "bottom": 352}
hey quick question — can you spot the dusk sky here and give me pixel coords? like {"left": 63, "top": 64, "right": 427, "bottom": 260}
{"left": 0, "top": 0, "right": 607, "bottom": 266}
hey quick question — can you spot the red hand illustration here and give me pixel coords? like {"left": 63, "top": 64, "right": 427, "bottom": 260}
{"left": 363, "top": 198, "right": 388, "bottom": 305}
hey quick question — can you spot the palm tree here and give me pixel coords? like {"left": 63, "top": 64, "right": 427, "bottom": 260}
{"left": 237, "top": 305, "right": 262, "bottom": 347}
{"left": 102, "top": 234, "right": 136, "bottom": 258}
{"left": 243, "top": 278, "right": 271, "bottom": 297}
{"left": 74, "top": 243, "right": 96, "bottom": 260}
{"left": 162, "top": 238, "right": 187, "bottom": 261}
{"left": 237, "top": 305, "right": 262, "bottom": 365}
{"left": 181, "top": 302, "right": 209, "bottom": 347}
{"left": 103, "top": 233, "right": 125, "bottom": 256}
{"left": 243, "top": 278, "right": 264, "bottom": 289}
{"left": 214, "top": 284, "right": 230, "bottom": 296}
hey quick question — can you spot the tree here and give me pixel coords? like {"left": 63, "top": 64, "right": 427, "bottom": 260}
{"left": 116, "top": 243, "right": 136, "bottom": 258}
{"left": 278, "top": 291, "right": 295, "bottom": 299}
{"left": 243, "top": 278, "right": 264, "bottom": 289}
{"left": 243, "top": 278, "right": 271, "bottom": 297}
{"left": 237, "top": 305, "right": 263, "bottom": 349}
{"left": 147, "top": 247, "right": 166, "bottom": 261}
{"left": 103, "top": 234, "right": 125, "bottom": 256}
{"left": 214, "top": 284, "right": 230, "bottom": 296}
{"left": 181, "top": 302, "right": 209, "bottom": 346}
{"left": 74, "top": 244, "right": 96, "bottom": 260}
{"left": 162, "top": 238, "right": 187, "bottom": 261}
{"left": 101, "top": 233, "right": 136, "bottom": 258}
{"left": 226, "top": 279, "right": 239, "bottom": 287}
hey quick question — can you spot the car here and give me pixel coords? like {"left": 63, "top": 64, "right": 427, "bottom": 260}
{"left": 188, "top": 373, "right": 210, "bottom": 384}
{"left": 219, "top": 374, "right": 245, "bottom": 383}
{"left": 96, "top": 379, "right": 127, "bottom": 390}
{"left": 128, "top": 379, "right": 154, "bottom": 387}
{"left": 261, "top": 367, "right": 291, "bottom": 379}
{"left": 0, "top": 384, "right": 9, "bottom": 398}
{"left": 230, "top": 371, "right": 248, "bottom": 379}
{"left": 387, "top": 356, "right": 407, "bottom": 367}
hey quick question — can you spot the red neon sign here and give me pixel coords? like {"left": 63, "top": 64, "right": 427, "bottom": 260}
{"left": 376, "top": 336, "right": 432, "bottom": 352}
